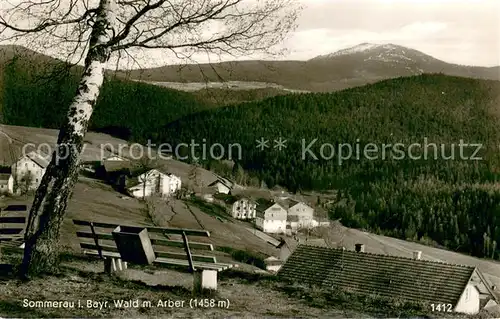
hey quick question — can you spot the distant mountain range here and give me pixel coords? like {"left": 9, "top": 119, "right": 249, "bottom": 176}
{"left": 1, "top": 43, "right": 499, "bottom": 92}
{"left": 119, "top": 43, "right": 500, "bottom": 92}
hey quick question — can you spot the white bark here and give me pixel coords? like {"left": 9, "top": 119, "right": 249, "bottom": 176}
{"left": 20, "top": 0, "right": 117, "bottom": 277}
{"left": 68, "top": 0, "right": 116, "bottom": 137}
{"left": 70, "top": 60, "right": 106, "bottom": 136}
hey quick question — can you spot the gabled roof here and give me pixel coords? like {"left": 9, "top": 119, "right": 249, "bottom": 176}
{"left": 23, "top": 151, "right": 50, "bottom": 168}
{"left": 278, "top": 245, "right": 480, "bottom": 306}
{"left": 289, "top": 200, "right": 312, "bottom": 210}
{"left": 226, "top": 195, "right": 256, "bottom": 205}
{"left": 208, "top": 176, "right": 233, "bottom": 188}
{"left": 256, "top": 198, "right": 278, "bottom": 213}
{"left": 103, "top": 155, "right": 128, "bottom": 161}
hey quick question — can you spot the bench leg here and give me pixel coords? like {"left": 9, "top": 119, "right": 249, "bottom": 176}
{"left": 193, "top": 269, "right": 218, "bottom": 293}
{"left": 116, "top": 258, "right": 123, "bottom": 271}
{"left": 104, "top": 258, "right": 126, "bottom": 274}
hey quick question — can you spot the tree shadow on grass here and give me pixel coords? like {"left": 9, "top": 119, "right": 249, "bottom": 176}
{"left": 0, "top": 300, "right": 59, "bottom": 318}
{"left": 57, "top": 264, "right": 208, "bottom": 297}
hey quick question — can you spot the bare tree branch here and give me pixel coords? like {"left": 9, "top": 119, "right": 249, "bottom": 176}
{"left": 0, "top": 0, "right": 300, "bottom": 278}
{"left": 0, "top": 6, "right": 97, "bottom": 33}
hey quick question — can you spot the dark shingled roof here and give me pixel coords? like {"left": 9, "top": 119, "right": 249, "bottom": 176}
{"left": 208, "top": 178, "right": 233, "bottom": 188}
{"left": 0, "top": 166, "right": 11, "bottom": 174}
{"left": 278, "top": 245, "right": 477, "bottom": 306}
{"left": 256, "top": 198, "right": 275, "bottom": 213}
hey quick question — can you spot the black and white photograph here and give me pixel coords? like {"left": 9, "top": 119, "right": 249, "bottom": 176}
{"left": 0, "top": 0, "right": 499, "bottom": 317}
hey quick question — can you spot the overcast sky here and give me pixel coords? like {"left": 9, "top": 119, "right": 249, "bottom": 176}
{"left": 3, "top": 0, "right": 499, "bottom": 68}
{"left": 280, "top": 0, "right": 499, "bottom": 66}
{"left": 121, "top": 0, "right": 499, "bottom": 68}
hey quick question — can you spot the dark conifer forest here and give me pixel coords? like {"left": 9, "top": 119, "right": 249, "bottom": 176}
{"left": 2, "top": 55, "right": 500, "bottom": 261}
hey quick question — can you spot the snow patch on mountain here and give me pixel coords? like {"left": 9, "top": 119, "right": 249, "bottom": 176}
{"left": 314, "top": 43, "right": 398, "bottom": 59}
{"left": 312, "top": 43, "right": 431, "bottom": 66}
{"left": 332, "top": 43, "right": 383, "bottom": 56}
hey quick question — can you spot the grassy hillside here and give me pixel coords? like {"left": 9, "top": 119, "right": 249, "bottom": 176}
{"left": 156, "top": 74, "right": 500, "bottom": 261}
{"left": 0, "top": 52, "right": 215, "bottom": 141}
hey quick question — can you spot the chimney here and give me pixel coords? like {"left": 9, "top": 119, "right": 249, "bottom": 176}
{"left": 413, "top": 251, "right": 422, "bottom": 260}
{"left": 355, "top": 243, "right": 365, "bottom": 253}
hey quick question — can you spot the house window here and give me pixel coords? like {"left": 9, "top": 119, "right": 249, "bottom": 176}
{"left": 36, "top": 179, "right": 39, "bottom": 183}
{"left": 465, "top": 287, "right": 470, "bottom": 301}
{"left": 25, "top": 163, "right": 28, "bottom": 167}
{"left": 33, "top": 163, "right": 35, "bottom": 168}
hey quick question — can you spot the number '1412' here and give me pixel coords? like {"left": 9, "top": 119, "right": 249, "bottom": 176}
{"left": 431, "top": 303, "right": 452, "bottom": 312}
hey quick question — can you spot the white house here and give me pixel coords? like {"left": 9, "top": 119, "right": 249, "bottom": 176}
{"left": 230, "top": 197, "right": 257, "bottom": 219}
{"left": 264, "top": 256, "right": 283, "bottom": 273}
{"left": 207, "top": 178, "right": 233, "bottom": 194}
{"left": 0, "top": 172, "right": 14, "bottom": 194}
{"left": 255, "top": 201, "right": 287, "bottom": 234}
{"left": 11, "top": 150, "right": 49, "bottom": 191}
{"left": 128, "top": 169, "right": 181, "bottom": 199}
{"left": 102, "top": 155, "right": 128, "bottom": 162}
{"left": 287, "top": 201, "right": 315, "bottom": 230}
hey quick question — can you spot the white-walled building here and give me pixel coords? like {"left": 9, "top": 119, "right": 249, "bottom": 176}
{"left": 230, "top": 197, "right": 257, "bottom": 220}
{"left": 0, "top": 172, "right": 14, "bottom": 194}
{"left": 128, "top": 169, "right": 181, "bottom": 199}
{"left": 255, "top": 201, "right": 287, "bottom": 234}
{"left": 207, "top": 178, "right": 233, "bottom": 194}
{"left": 264, "top": 256, "right": 283, "bottom": 273}
{"left": 11, "top": 151, "right": 49, "bottom": 191}
{"left": 287, "top": 201, "right": 315, "bottom": 230}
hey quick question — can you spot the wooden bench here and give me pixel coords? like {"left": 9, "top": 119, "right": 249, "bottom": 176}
{"left": 0, "top": 205, "right": 27, "bottom": 272}
{"left": 73, "top": 219, "right": 236, "bottom": 292}
{"left": 0, "top": 205, "right": 27, "bottom": 248}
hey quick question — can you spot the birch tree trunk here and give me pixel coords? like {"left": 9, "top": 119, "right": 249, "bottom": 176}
{"left": 19, "top": 0, "right": 116, "bottom": 278}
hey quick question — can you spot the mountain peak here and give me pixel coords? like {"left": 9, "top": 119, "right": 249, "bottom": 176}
{"left": 313, "top": 43, "right": 403, "bottom": 60}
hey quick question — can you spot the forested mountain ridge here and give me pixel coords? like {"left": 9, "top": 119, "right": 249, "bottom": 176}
{"left": 2, "top": 43, "right": 498, "bottom": 94}
{"left": 0, "top": 48, "right": 288, "bottom": 139}
{"left": 156, "top": 74, "right": 500, "bottom": 261}
{"left": 160, "top": 74, "right": 500, "bottom": 191}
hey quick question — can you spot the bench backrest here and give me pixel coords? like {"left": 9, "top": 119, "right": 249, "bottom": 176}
{"left": 0, "top": 205, "right": 28, "bottom": 242}
{"left": 72, "top": 219, "right": 216, "bottom": 270}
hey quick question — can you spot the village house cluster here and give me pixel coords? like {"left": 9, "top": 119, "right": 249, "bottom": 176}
{"left": 84, "top": 155, "right": 182, "bottom": 199}
{"left": 0, "top": 150, "right": 49, "bottom": 195}
{"left": 203, "top": 178, "right": 329, "bottom": 234}
{"left": 0, "top": 151, "right": 183, "bottom": 199}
